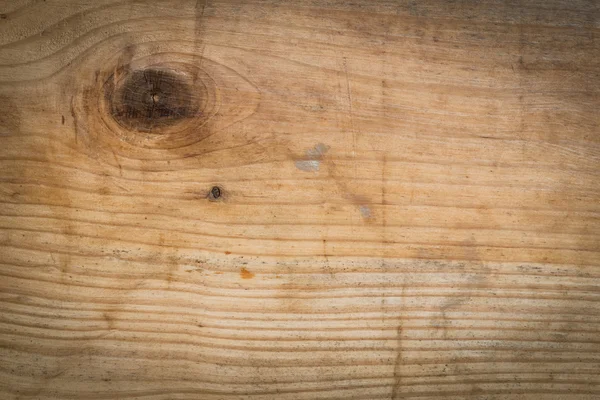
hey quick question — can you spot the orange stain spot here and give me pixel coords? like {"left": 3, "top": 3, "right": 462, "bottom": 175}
{"left": 240, "top": 267, "right": 255, "bottom": 279}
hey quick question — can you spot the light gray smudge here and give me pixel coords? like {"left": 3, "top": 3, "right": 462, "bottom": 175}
{"left": 359, "top": 205, "right": 372, "bottom": 218}
{"left": 306, "top": 143, "right": 330, "bottom": 158}
{"left": 295, "top": 143, "right": 330, "bottom": 172}
{"left": 295, "top": 160, "right": 321, "bottom": 171}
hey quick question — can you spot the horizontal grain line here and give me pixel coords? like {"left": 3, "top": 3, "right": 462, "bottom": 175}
{"left": 2, "top": 214, "right": 600, "bottom": 253}
{"left": 0, "top": 342, "right": 598, "bottom": 368}
{"left": 3, "top": 206, "right": 597, "bottom": 236}
{"left": 1, "top": 288, "right": 599, "bottom": 319}
{"left": 2, "top": 137, "right": 600, "bottom": 176}
{"left": 2, "top": 272, "right": 600, "bottom": 306}
{"left": 2, "top": 245, "right": 599, "bottom": 284}
{"left": 3, "top": 299, "right": 598, "bottom": 327}
{"left": 2, "top": 329, "right": 600, "bottom": 354}
{"left": 277, "top": 2, "right": 600, "bottom": 33}
{"left": 3, "top": 201, "right": 599, "bottom": 237}
{"left": 2, "top": 265, "right": 599, "bottom": 297}
{"left": 0, "top": 353, "right": 597, "bottom": 383}
{"left": 4, "top": 163, "right": 600, "bottom": 193}
{"left": 2, "top": 224, "right": 599, "bottom": 257}
{"left": 1, "top": 319, "right": 599, "bottom": 345}
{"left": 2, "top": 184, "right": 598, "bottom": 215}
{"left": 1, "top": 375, "right": 598, "bottom": 400}
{"left": 2, "top": 319, "right": 598, "bottom": 337}
{"left": 0, "top": 365, "right": 597, "bottom": 389}
{"left": 4, "top": 262, "right": 599, "bottom": 294}
{"left": 0, "top": 364, "right": 599, "bottom": 399}
{"left": 0, "top": 171, "right": 597, "bottom": 201}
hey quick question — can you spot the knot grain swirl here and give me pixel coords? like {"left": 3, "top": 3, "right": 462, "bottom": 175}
{"left": 108, "top": 68, "right": 201, "bottom": 132}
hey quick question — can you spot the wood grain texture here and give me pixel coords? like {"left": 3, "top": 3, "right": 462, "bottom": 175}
{"left": 0, "top": 0, "right": 599, "bottom": 398}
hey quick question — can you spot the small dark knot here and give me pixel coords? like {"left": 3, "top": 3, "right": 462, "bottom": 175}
{"left": 209, "top": 186, "right": 222, "bottom": 200}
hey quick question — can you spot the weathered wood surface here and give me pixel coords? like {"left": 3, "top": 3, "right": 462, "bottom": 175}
{"left": 0, "top": 0, "right": 599, "bottom": 398}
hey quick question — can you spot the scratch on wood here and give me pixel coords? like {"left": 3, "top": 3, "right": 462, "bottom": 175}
{"left": 391, "top": 321, "right": 403, "bottom": 399}
{"left": 69, "top": 96, "right": 77, "bottom": 144}
{"left": 391, "top": 282, "right": 406, "bottom": 399}
{"left": 381, "top": 153, "right": 388, "bottom": 254}
{"left": 193, "top": 0, "right": 208, "bottom": 77}
{"left": 343, "top": 57, "right": 358, "bottom": 174}
{"left": 110, "top": 148, "right": 122, "bottom": 176}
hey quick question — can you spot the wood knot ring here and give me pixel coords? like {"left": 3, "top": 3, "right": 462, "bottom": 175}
{"left": 108, "top": 68, "right": 201, "bottom": 132}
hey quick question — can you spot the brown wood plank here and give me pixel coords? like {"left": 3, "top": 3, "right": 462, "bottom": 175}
{"left": 0, "top": 0, "right": 598, "bottom": 398}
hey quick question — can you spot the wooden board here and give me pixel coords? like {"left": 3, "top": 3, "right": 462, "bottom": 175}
{"left": 0, "top": 0, "right": 599, "bottom": 398}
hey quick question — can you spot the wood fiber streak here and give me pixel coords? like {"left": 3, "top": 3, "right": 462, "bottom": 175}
{"left": 0, "top": 0, "right": 599, "bottom": 399}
